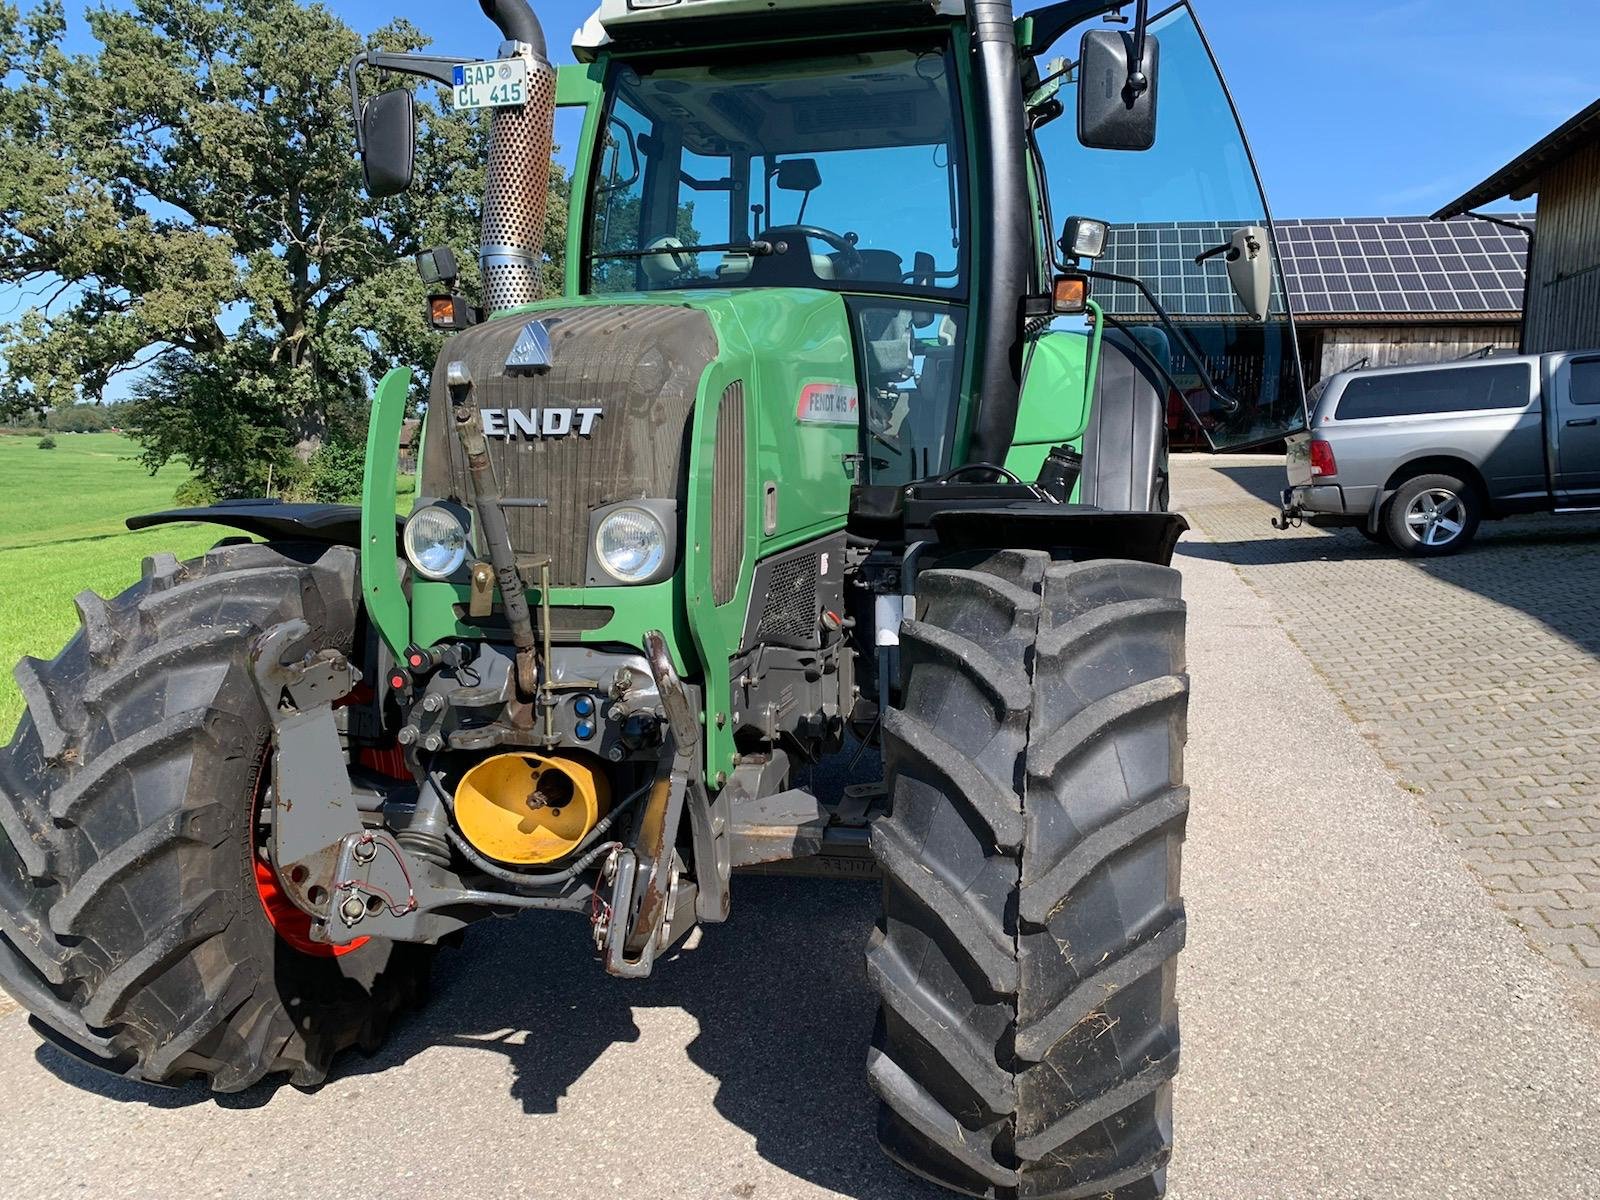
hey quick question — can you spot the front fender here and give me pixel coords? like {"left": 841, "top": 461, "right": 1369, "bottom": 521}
{"left": 929, "top": 508, "right": 1190, "bottom": 567}
{"left": 127, "top": 500, "right": 403, "bottom": 547}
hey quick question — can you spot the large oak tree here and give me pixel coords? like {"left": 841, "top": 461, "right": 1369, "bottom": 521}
{"left": 0, "top": 0, "right": 566, "bottom": 497}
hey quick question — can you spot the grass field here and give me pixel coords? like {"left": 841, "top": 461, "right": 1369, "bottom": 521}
{"left": 0, "top": 432, "right": 218, "bottom": 734}
{"left": 1, "top": 430, "right": 417, "bottom": 736}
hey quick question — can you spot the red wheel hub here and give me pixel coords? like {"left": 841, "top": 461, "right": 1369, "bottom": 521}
{"left": 251, "top": 745, "right": 373, "bottom": 959}
{"left": 252, "top": 856, "right": 367, "bottom": 958}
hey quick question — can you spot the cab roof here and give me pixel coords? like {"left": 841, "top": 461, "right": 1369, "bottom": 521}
{"left": 573, "top": 0, "right": 965, "bottom": 61}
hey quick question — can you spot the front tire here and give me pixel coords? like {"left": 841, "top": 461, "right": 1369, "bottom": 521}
{"left": 870, "top": 552, "right": 1189, "bottom": 1198}
{"left": 0, "top": 541, "right": 431, "bottom": 1091}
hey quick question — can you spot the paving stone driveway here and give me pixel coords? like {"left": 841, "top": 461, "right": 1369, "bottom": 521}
{"left": 1174, "top": 454, "right": 1600, "bottom": 983}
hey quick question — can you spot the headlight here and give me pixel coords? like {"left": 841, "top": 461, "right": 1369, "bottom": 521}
{"left": 404, "top": 506, "right": 468, "bottom": 580}
{"left": 594, "top": 506, "right": 668, "bottom": 583}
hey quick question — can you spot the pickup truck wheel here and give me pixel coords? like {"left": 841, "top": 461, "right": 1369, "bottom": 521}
{"left": 1385, "top": 474, "right": 1480, "bottom": 556}
{"left": 870, "top": 552, "right": 1188, "bottom": 1198}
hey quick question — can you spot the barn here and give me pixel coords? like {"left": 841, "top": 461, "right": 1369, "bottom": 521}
{"left": 1435, "top": 98, "right": 1600, "bottom": 354}
{"left": 1096, "top": 213, "right": 1533, "bottom": 446}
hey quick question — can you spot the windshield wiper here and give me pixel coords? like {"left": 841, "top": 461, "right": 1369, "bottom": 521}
{"left": 587, "top": 240, "right": 775, "bottom": 260}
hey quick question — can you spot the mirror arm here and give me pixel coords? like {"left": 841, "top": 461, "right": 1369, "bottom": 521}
{"left": 1081, "top": 266, "right": 1241, "bottom": 415}
{"left": 1126, "top": 0, "right": 1150, "bottom": 96}
{"left": 1020, "top": 0, "right": 1136, "bottom": 56}
{"left": 348, "top": 49, "right": 476, "bottom": 149}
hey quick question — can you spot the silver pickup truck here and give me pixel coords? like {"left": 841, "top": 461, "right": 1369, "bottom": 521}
{"left": 1278, "top": 352, "right": 1600, "bottom": 555}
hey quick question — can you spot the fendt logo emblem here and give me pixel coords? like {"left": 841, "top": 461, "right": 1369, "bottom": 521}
{"left": 481, "top": 407, "right": 603, "bottom": 439}
{"left": 489, "top": 318, "right": 599, "bottom": 437}
{"left": 505, "top": 319, "right": 553, "bottom": 376}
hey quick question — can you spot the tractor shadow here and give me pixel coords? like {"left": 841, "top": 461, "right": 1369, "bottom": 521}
{"left": 428, "top": 874, "right": 925, "bottom": 1197}
{"left": 31, "top": 755, "right": 936, "bottom": 1198}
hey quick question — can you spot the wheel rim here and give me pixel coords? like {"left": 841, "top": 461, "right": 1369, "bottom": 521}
{"left": 251, "top": 755, "right": 368, "bottom": 959}
{"left": 1404, "top": 489, "right": 1466, "bottom": 547}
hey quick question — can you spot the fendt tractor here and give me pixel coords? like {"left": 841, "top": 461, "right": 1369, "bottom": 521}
{"left": 0, "top": 0, "right": 1303, "bottom": 1194}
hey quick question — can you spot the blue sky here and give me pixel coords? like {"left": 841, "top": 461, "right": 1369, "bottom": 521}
{"left": 42, "top": 0, "right": 1598, "bottom": 217}
{"left": 333, "top": 0, "right": 1599, "bottom": 218}
{"left": 15, "top": 0, "right": 1598, "bottom": 403}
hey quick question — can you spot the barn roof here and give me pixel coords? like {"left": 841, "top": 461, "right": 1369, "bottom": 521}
{"left": 1096, "top": 214, "right": 1533, "bottom": 325}
{"left": 1434, "top": 98, "right": 1600, "bottom": 218}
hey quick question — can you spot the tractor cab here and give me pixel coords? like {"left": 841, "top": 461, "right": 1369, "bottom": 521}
{"left": 578, "top": 34, "right": 974, "bottom": 485}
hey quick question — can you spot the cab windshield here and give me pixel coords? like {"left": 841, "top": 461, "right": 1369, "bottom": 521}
{"left": 585, "top": 45, "right": 967, "bottom": 297}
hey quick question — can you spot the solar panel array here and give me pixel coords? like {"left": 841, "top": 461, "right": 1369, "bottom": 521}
{"left": 1096, "top": 214, "right": 1534, "bottom": 321}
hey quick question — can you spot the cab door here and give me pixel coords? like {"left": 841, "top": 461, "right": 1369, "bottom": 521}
{"left": 1556, "top": 354, "right": 1600, "bottom": 502}
{"left": 1026, "top": 0, "right": 1307, "bottom": 450}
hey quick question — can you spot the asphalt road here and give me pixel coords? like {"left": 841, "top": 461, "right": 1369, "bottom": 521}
{"left": 3, "top": 516, "right": 1600, "bottom": 1198}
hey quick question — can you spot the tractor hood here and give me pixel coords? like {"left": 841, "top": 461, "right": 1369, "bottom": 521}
{"left": 420, "top": 290, "right": 859, "bottom": 589}
{"left": 423, "top": 302, "right": 718, "bottom": 588}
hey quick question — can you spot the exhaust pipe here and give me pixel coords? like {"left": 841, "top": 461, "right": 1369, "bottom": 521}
{"left": 479, "top": 0, "right": 557, "bottom": 313}
{"left": 967, "top": 0, "right": 1031, "bottom": 466}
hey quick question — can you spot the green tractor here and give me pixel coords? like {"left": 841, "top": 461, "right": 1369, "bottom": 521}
{"left": 0, "top": 0, "right": 1303, "bottom": 1194}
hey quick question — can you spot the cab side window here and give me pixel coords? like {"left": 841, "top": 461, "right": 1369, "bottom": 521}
{"left": 1571, "top": 359, "right": 1600, "bottom": 406}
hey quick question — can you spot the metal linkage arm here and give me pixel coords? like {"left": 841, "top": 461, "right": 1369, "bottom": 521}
{"left": 348, "top": 49, "right": 479, "bottom": 151}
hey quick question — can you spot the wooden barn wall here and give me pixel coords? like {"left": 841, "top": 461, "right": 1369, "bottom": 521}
{"left": 1309, "top": 322, "right": 1523, "bottom": 384}
{"left": 1525, "top": 138, "right": 1600, "bottom": 353}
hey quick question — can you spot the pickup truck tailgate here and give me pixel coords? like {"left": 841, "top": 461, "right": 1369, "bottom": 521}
{"left": 1285, "top": 431, "right": 1313, "bottom": 488}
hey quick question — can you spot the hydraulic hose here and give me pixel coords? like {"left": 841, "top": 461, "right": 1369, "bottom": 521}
{"left": 432, "top": 773, "right": 651, "bottom": 888}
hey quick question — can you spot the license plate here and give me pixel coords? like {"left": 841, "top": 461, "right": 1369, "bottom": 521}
{"left": 452, "top": 58, "right": 529, "bottom": 111}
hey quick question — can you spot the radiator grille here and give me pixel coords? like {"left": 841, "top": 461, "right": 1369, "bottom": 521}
{"left": 422, "top": 305, "right": 718, "bottom": 586}
{"left": 712, "top": 382, "right": 745, "bottom": 607}
{"left": 757, "top": 554, "right": 819, "bottom": 642}
{"left": 454, "top": 606, "right": 614, "bottom": 638}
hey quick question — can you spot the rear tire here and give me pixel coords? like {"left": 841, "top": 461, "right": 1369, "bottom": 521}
{"left": 1385, "top": 473, "right": 1480, "bottom": 556}
{"left": 870, "top": 552, "right": 1188, "bottom": 1198}
{"left": 0, "top": 541, "right": 431, "bottom": 1091}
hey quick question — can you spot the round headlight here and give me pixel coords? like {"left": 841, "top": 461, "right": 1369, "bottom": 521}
{"left": 404, "top": 506, "right": 469, "bottom": 581}
{"left": 594, "top": 506, "right": 668, "bottom": 583}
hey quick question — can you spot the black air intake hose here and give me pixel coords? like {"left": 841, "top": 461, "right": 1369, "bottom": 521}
{"left": 479, "top": 0, "right": 547, "bottom": 60}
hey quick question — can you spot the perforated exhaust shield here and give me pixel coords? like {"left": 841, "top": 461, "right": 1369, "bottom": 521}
{"left": 481, "top": 55, "right": 557, "bottom": 313}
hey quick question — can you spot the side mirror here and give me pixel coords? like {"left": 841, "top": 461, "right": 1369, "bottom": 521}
{"left": 360, "top": 88, "right": 415, "bottom": 198}
{"left": 1078, "top": 28, "right": 1160, "bottom": 152}
{"left": 774, "top": 158, "right": 822, "bottom": 193}
{"left": 1225, "top": 226, "right": 1274, "bottom": 322}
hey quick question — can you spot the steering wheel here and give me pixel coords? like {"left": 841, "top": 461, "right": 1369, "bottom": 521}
{"left": 759, "top": 224, "right": 863, "bottom": 280}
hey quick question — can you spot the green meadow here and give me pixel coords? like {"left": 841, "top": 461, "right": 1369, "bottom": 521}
{"left": 0, "top": 431, "right": 416, "bottom": 735}
{"left": 0, "top": 432, "right": 215, "bottom": 733}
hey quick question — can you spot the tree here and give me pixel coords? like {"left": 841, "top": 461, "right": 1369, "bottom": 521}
{"left": 0, "top": 0, "right": 567, "bottom": 498}
{"left": 44, "top": 403, "right": 113, "bottom": 432}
